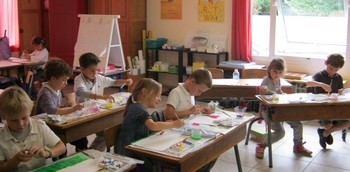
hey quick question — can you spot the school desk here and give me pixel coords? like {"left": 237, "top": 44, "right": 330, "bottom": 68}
{"left": 126, "top": 115, "right": 254, "bottom": 172}
{"left": 256, "top": 94, "right": 350, "bottom": 168}
{"left": 197, "top": 78, "right": 293, "bottom": 99}
{"left": 33, "top": 106, "right": 125, "bottom": 144}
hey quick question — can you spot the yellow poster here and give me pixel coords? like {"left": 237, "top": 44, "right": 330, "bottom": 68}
{"left": 161, "top": 0, "right": 182, "bottom": 20}
{"left": 198, "top": 0, "right": 225, "bottom": 22}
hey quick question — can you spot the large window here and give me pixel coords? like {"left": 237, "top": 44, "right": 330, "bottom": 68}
{"left": 252, "top": 0, "right": 349, "bottom": 59}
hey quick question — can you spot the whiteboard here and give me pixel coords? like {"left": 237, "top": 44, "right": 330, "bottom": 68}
{"left": 74, "top": 14, "right": 126, "bottom": 73}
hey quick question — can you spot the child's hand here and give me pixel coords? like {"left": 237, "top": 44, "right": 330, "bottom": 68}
{"left": 73, "top": 103, "right": 84, "bottom": 111}
{"left": 189, "top": 105, "right": 200, "bottom": 115}
{"left": 27, "top": 146, "right": 46, "bottom": 159}
{"left": 201, "top": 107, "right": 212, "bottom": 114}
{"left": 173, "top": 119, "right": 185, "bottom": 128}
{"left": 15, "top": 150, "right": 32, "bottom": 162}
{"left": 321, "top": 84, "right": 332, "bottom": 93}
{"left": 104, "top": 95, "right": 115, "bottom": 103}
{"left": 125, "top": 78, "right": 133, "bottom": 86}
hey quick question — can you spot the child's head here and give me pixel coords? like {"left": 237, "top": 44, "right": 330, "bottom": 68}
{"left": 44, "top": 58, "right": 73, "bottom": 90}
{"left": 79, "top": 52, "right": 101, "bottom": 80}
{"left": 267, "top": 58, "right": 286, "bottom": 80}
{"left": 0, "top": 86, "right": 33, "bottom": 132}
{"left": 31, "top": 36, "right": 46, "bottom": 51}
{"left": 325, "top": 53, "right": 344, "bottom": 76}
{"left": 185, "top": 69, "right": 212, "bottom": 96}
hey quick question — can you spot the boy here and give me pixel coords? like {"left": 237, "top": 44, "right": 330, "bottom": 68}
{"left": 74, "top": 52, "right": 132, "bottom": 151}
{"left": 306, "top": 53, "right": 350, "bottom": 149}
{"left": 0, "top": 86, "right": 66, "bottom": 171}
{"left": 164, "top": 69, "right": 213, "bottom": 119}
{"left": 35, "top": 58, "right": 86, "bottom": 153}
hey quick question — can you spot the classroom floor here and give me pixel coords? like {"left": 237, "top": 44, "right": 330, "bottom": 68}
{"left": 62, "top": 84, "right": 350, "bottom": 172}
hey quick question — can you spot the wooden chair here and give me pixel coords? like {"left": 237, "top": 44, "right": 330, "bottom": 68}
{"left": 241, "top": 68, "right": 267, "bottom": 79}
{"left": 207, "top": 68, "right": 224, "bottom": 79}
{"left": 103, "top": 124, "right": 121, "bottom": 152}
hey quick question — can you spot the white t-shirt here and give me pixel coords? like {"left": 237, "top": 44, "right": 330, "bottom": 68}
{"left": 167, "top": 83, "right": 195, "bottom": 112}
{"left": 0, "top": 119, "right": 60, "bottom": 171}
{"left": 30, "top": 48, "right": 49, "bottom": 69}
{"left": 74, "top": 73, "right": 115, "bottom": 103}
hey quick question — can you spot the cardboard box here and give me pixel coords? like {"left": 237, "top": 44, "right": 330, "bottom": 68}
{"left": 192, "top": 61, "right": 206, "bottom": 72}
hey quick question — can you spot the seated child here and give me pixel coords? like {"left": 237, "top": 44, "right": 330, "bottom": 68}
{"left": 74, "top": 52, "right": 132, "bottom": 151}
{"left": 115, "top": 78, "right": 184, "bottom": 171}
{"left": 306, "top": 53, "right": 350, "bottom": 149}
{"left": 164, "top": 69, "right": 213, "bottom": 120}
{"left": 0, "top": 86, "right": 66, "bottom": 171}
{"left": 256, "top": 58, "right": 312, "bottom": 159}
{"left": 34, "top": 58, "right": 86, "bottom": 152}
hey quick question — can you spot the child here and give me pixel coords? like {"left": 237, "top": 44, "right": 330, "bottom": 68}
{"left": 34, "top": 58, "right": 86, "bottom": 152}
{"left": 306, "top": 53, "right": 350, "bottom": 149}
{"left": 21, "top": 36, "right": 49, "bottom": 70}
{"left": 115, "top": 78, "right": 184, "bottom": 171}
{"left": 74, "top": 52, "right": 133, "bottom": 151}
{"left": 256, "top": 58, "right": 312, "bottom": 159}
{"left": 0, "top": 86, "right": 66, "bottom": 171}
{"left": 164, "top": 69, "right": 213, "bottom": 120}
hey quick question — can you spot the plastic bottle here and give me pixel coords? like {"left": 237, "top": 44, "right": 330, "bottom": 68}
{"left": 232, "top": 69, "right": 240, "bottom": 84}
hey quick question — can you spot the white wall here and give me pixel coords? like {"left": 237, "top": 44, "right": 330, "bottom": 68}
{"left": 147, "top": 0, "right": 350, "bottom": 81}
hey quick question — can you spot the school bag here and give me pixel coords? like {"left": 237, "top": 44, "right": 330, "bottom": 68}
{"left": 0, "top": 30, "right": 11, "bottom": 60}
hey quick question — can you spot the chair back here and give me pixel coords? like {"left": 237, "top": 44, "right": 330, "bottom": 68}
{"left": 207, "top": 68, "right": 224, "bottom": 79}
{"left": 103, "top": 124, "right": 121, "bottom": 152}
{"left": 241, "top": 68, "right": 267, "bottom": 79}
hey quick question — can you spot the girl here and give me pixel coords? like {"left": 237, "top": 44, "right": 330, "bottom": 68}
{"left": 115, "top": 78, "right": 184, "bottom": 171}
{"left": 255, "top": 58, "right": 312, "bottom": 159}
{"left": 22, "top": 36, "right": 49, "bottom": 70}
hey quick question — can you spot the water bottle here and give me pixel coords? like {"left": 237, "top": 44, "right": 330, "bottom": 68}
{"left": 232, "top": 69, "right": 240, "bottom": 84}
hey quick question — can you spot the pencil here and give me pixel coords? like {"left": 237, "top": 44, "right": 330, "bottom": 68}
{"left": 174, "top": 112, "right": 180, "bottom": 120}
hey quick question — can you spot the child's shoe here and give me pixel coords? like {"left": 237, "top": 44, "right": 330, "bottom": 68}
{"left": 255, "top": 143, "right": 266, "bottom": 159}
{"left": 293, "top": 143, "right": 312, "bottom": 156}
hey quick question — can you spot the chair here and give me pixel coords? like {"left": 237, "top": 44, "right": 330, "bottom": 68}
{"left": 207, "top": 68, "right": 224, "bottom": 79}
{"left": 241, "top": 68, "right": 267, "bottom": 79}
{"left": 103, "top": 124, "right": 121, "bottom": 152}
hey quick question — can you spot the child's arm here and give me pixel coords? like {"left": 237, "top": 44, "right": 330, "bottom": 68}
{"left": 56, "top": 104, "right": 84, "bottom": 115}
{"left": 164, "top": 104, "right": 200, "bottom": 120}
{"left": 0, "top": 150, "right": 32, "bottom": 171}
{"left": 29, "top": 49, "right": 48, "bottom": 62}
{"left": 306, "top": 81, "right": 331, "bottom": 93}
{"left": 199, "top": 106, "right": 212, "bottom": 114}
{"left": 28, "top": 141, "right": 66, "bottom": 159}
{"left": 145, "top": 118, "right": 184, "bottom": 131}
{"left": 114, "top": 78, "right": 133, "bottom": 87}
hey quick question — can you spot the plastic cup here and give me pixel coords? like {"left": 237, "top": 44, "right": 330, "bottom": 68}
{"left": 191, "top": 129, "right": 202, "bottom": 140}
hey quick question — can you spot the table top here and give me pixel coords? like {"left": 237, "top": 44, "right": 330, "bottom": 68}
{"left": 212, "top": 78, "right": 292, "bottom": 87}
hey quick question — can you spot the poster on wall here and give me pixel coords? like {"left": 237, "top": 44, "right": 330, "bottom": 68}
{"left": 161, "top": 0, "right": 182, "bottom": 20}
{"left": 198, "top": 0, "right": 224, "bottom": 23}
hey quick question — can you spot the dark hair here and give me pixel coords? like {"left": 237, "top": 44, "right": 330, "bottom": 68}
{"left": 32, "top": 36, "right": 46, "bottom": 47}
{"left": 44, "top": 58, "right": 73, "bottom": 80}
{"left": 267, "top": 58, "right": 286, "bottom": 78}
{"left": 123, "top": 78, "right": 162, "bottom": 117}
{"left": 326, "top": 53, "right": 344, "bottom": 68}
{"left": 79, "top": 52, "right": 101, "bottom": 68}
{"left": 189, "top": 69, "right": 212, "bottom": 88}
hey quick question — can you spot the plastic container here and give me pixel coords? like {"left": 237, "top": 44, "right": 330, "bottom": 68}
{"left": 146, "top": 38, "right": 167, "bottom": 48}
{"left": 232, "top": 69, "right": 240, "bottom": 84}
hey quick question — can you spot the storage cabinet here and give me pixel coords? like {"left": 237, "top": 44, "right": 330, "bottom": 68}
{"left": 146, "top": 48, "right": 228, "bottom": 83}
{"left": 88, "top": 0, "right": 146, "bottom": 61}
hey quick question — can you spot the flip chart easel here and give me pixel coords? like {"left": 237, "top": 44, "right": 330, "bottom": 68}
{"left": 74, "top": 14, "right": 126, "bottom": 74}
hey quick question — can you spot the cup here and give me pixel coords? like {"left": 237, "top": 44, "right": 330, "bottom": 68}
{"left": 191, "top": 129, "right": 202, "bottom": 140}
{"left": 66, "top": 93, "right": 76, "bottom": 106}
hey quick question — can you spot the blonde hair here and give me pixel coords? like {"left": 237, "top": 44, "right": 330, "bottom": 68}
{"left": 0, "top": 86, "right": 34, "bottom": 118}
{"left": 123, "top": 78, "right": 162, "bottom": 117}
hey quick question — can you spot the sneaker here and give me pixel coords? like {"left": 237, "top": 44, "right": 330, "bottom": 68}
{"left": 293, "top": 142, "right": 312, "bottom": 156}
{"left": 317, "top": 128, "right": 327, "bottom": 149}
{"left": 326, "top": 133, "right": 333, "bottom": 145}
{"left": 255, "top": 144, "right": 266, "bottom": 159}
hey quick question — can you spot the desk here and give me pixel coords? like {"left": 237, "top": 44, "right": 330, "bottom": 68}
{"left": 198, "top": 78, "right": 293, "bottom": 99}
{"left": 41, "top": 107, "right": 125, "bottom": 144}
{"left": 256, "top": 94, "right": 350, "bottom": 167}
{"left": 126, "top": 115, "right": 253, "bottom": 172}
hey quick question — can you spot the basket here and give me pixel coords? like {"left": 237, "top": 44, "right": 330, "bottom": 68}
{"left": 146, "top": 38, "right": 167, "bottom": 48}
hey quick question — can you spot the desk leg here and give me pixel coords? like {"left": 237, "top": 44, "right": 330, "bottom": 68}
{"left": 267, "top": 113, "right": 273, "bottom": 168}
{"left": 234, "top": 145, "right": 242, "bottom": 172}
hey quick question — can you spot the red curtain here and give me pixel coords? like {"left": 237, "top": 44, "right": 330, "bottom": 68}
{"left": 0, "top": 0, "right": 20, "bottom": 52}
{"left": 231, "top": 0, "right": 252, "bottom": 62}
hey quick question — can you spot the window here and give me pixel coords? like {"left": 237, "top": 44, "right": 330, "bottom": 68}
{"left": 252, "top": 0, "right": 349, "bottom": 59}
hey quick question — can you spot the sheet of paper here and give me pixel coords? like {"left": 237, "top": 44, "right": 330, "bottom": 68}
{"left": 132, "top": 130, "right": 186, "bottom": 151}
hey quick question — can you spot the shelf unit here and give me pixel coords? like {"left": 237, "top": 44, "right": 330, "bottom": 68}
{"left": 146, "top": 48, "right": 228, "bottom": 83}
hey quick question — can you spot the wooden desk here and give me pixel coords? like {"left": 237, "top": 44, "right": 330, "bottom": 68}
{"left": 256, "top": 94, "right": 350, "bottom": 167}
{"left": 198, "top": 78, "right": 293, "bottom": 99}
{"left": 126, "top": 119, "right": 252, "bottom": 172}
{"left": 44, "top": 107, "right": 125, "bottom": 144}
